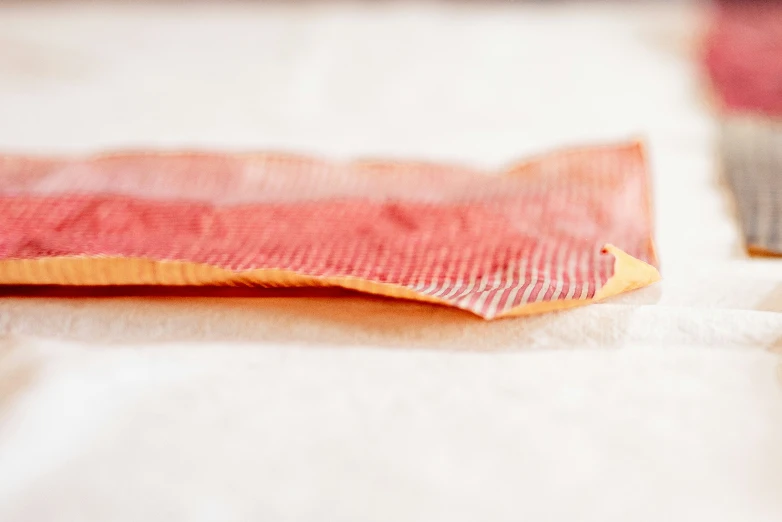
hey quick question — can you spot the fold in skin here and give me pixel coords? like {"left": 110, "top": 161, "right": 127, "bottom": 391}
{"left": 0, "top": 142, "right": 659, "bottom": 319}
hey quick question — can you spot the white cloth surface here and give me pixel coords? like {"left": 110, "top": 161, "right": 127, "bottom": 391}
{"left": 1, "top": 1, "right": 781, "bottom": 521}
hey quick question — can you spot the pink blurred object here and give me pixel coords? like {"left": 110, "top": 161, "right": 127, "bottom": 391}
{"left": 704, "top": 1, "right": 782, "bottom": 116}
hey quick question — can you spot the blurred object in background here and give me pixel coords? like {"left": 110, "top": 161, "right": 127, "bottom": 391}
{"left": 704, "top": 0, "right": 782, "bottom": 116}
{"left": 719, "top": 115, "right": 782, "bottom": 256}
{"left": 704, "top": 0, "right": 782, "bottom": 255}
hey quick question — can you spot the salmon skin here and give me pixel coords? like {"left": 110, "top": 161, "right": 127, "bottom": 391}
{"left": 0, "top": 142, "right": 659, "bottom": 319}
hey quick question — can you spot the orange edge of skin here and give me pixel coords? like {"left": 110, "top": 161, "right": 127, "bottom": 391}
{"left": 0, "top": 244, "right": 660, "bottom": 320}
{"left": 747, "top": 245, "right": 782, "bottom": 258}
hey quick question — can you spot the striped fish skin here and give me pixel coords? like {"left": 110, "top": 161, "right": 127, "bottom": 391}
{"left": 0, "top": 143, "right": 658, "bottom": 319}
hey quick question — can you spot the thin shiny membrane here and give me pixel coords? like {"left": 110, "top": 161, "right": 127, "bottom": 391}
{"left": 0, "top": 142, "right": 659, "bottom": 319}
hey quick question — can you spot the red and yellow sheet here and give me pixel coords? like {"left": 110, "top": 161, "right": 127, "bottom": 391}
{"left": 0, "top": 142, "right": 659, "bottom": 318}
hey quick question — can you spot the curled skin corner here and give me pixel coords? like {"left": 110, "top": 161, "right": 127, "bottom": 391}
{"left": 497, "top": 244, "right": 660, "bottom": 318}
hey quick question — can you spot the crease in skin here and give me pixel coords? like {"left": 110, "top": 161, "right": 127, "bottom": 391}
{"left": 0, "top": 244, "right": 660, "bottom": 320}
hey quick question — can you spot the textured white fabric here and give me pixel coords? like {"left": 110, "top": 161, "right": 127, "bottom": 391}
{"left": 1, "top": 1, "right": 781, "bottom": 521}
